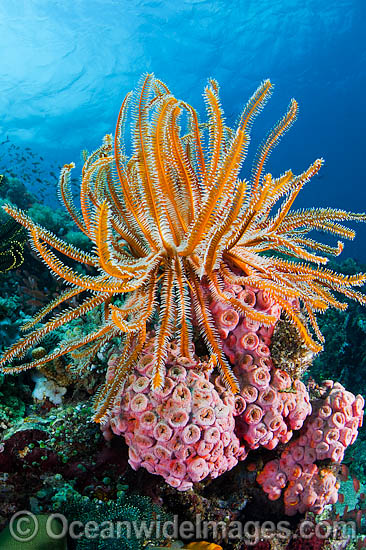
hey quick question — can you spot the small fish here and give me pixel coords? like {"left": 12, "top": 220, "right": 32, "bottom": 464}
{"left": 353, "top": 477, "right": 361, "bottom": 493}
{"left": 356, "top": 508, "right": 363, "bottom": 529}
{"left": 340, "top": 464, "right": 349, "bottom": 481}
{"left": 338, "top": 493, "right": 344, "bottom": 503}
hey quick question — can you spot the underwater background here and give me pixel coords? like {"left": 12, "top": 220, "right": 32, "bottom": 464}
{"left": 1, "top": 1, "right": 366, "bottom": 549}
{"left": 0, "top": 0, "right": 365, "bottom": 258}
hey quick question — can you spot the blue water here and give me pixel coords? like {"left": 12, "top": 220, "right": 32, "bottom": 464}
{"left": 0, "top": 0, "right": 365, "bottom": 260}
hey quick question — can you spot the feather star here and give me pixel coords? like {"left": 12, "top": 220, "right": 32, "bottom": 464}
{"left": 1, "top": 74, "right": 365, "bottom": 422}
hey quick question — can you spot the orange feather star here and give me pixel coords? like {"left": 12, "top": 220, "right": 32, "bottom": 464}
{"left": 1, "top": 74, "right": 365, "bottom": 423}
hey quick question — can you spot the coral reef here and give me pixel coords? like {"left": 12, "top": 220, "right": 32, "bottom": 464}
{"left": 0, "top": 373, "right": 29, "bottom": 432}
{"left": 31, "top": 371, "right": 67, "bottom": 405}
{"left": 0, "top": 400, "right": 129, "bottom": 530}
{"left": 1, "top": 77, "right": 366, "bottom": 548}
{"left": 0, "top": 173, "right": 35, "bottom": 210}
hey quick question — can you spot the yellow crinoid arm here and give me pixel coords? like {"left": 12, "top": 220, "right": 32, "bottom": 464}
{"left": 93, "top": 326, "right": 147, "bottom": 423}
{"left": 58, "top": 162, "right": 86, "bottom": 234}
{"left": 152, "top": 261, "right": 176, "bottom": 389}
{"left": 264, "top": 159, "right": 324, "bottom": 234}
{"left": 94, "top": 200, "right": 132, "bottom": 279}
{"left": 181, "top": 101, "right": 206, "bottom": 179}
{"left": 3, "top": 204, "right": 99, "bottom": 267}
{"left": 250, "top": 98, "right": 298, "bottom": 199}
{"left": 201, "top": 180, "right": 247, "bottom": 276}
{"left": 114, "top": 91, "right": 158, "bottom": 251}
{"left": 150, "top": 94, "right": 188, "bottom": 242}
{"left": 133, "top": 74, "right": 172, "bottom": 250}
{"left": 166, "top": 104, "right": 201, "bottom": 225}
{"left": 2, "top": 324, "right": 116, "bottom": 375}
{"left": 238, "top": 79, "right": 273, "bottom": 134}
{"left": 110, "top": 274, "right": 157, "bottom": 334}
{"left": 279, "top": 208, "right": 366, "bottom": 236}
{"left": 21, "top": 287, "right": 85, "bottom": 332}
{"left": 187, "top": 265, "right": 240, "bottom": 394}
{"left": 180, "top": 79, "right": 273, "bottom": 257}
{"left": 80, "top": 155, "right": 114, "bottom": 237}
{"left": 174, "top": 257, "right": 194, "bottom": 359}
{"left": 203, "top": 80, "right": 225, "bottom": 189}
{"left": 0, "top": 293, "right": 110, "bottom": 369}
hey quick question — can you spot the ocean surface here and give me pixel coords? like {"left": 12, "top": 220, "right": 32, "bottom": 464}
{"left": 0, "top": 0, "right": 365, "bottom": 260}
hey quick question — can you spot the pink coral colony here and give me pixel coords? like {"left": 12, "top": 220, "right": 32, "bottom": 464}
{"left": 103, "top": 280, "right": 364, "bottom": 514}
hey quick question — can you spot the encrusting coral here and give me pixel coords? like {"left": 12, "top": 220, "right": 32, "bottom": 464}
{"left": 0, "top": 75, "right": 366, "bottom": 518}
{"left": 256, "top": 380, "right": 364, "bottom": 515}
{"left": 103, "top": 336, "right": 246, "bottom": 490}
{"left": 208, "top": 280, "right": 312, "bottom": 450}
